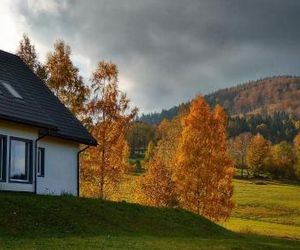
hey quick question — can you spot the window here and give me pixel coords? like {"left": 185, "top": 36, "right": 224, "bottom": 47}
{"left": 0, "top": 81, "right": 23, "bottom": 99}
{"left": 9, "top": 138, "right": 32, "bottom": 183}
{"left": 0, "top": 135, "right": 7, "bottom": 182}
{"left": 37, "top": 147, "right": 45, "bottom": 177}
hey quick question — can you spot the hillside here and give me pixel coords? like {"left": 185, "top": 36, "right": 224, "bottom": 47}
{"left": 139, "top": 76, "right": 300, "bottom": 124}
{"left": 0, "top": 192, "right": 230, "bottom": 238}
{"left": 0, "top": 192, "right": 299, "bottom": 249}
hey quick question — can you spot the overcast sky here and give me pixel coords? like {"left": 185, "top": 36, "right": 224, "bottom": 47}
{"left": 1, "top": 0, "right": 300, "bottom": 113}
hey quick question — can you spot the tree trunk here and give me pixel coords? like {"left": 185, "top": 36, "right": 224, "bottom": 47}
{"left": 100, "top": 112, "right": 106, "bottom": 199}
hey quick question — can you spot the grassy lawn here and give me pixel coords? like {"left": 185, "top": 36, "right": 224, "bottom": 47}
{"left": 119, "top": 174, "right": 300, "bottom": 240}
{"left": 223, "top": 179, "right": 300, "bottom": 239}
{"left": 0, "top": 178, "right": 299, "bottom": 249}
{"left": 1, "top": 235, "right": 300, "bottom": 250}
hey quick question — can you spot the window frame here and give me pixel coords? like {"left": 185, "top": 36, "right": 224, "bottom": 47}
{"left": 37, "top": 147, "right": 45, "bottom": 177}
{"left": 9, "top": 137, "right": 33, "bottom": 184}
{"left": 0, "top": 135, "right": 7, "bottom": 182}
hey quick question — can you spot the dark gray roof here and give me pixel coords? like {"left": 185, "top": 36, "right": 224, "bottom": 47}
{"left": 0, "top": 50, "right": 97, "bottom": 146}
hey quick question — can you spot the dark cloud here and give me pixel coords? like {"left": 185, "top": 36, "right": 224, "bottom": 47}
{"left": 14, "top": 0, "right": 300, "bottom": 112}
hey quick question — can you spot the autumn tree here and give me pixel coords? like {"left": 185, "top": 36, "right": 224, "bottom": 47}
{"left": 155, "top": 117, "right": 182, "bottom": 167}
{"left": 136, "top": 116, "right": 182, "bottom": 206}
{"left": 144, "top": 141, "right": 155, "bottom": 163}
{"left": 246, "top": 134, "right": 270, "bottom": 177}
{"left": 81, "top": 61, "right": 137, "bottom": 199}
{"left": 136, "top": 154, "right": 177, "bottom": 207}
{"left": 16, "top": 34, "right": 47, "bottom": 81}
{"left": 46, "top": 40, "right": 88, "bottom": 118}
{"left": 229, "top": 132, "right": 252, "bottom": 177}
{"left": 268, "top": 141, "right": 295, "bottom": 178}
{"left": 174, "top": 96, "right": 234, "bottom": 221}
{"left": 293, "top": 133, "right": 300, "bottom": 179}
{"left": 126, "top": 121, "right": 155, "bottom": 158}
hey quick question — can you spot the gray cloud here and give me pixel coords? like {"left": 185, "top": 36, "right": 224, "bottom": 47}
{"left": 11, "top": 0, "right": 300, "bottom": 112}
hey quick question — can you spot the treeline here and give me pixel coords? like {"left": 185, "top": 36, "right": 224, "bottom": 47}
{"left": 138, "top": 103, "right": 189, "bottom": 125}
{"left": 129, "top": 112, "right": 300, "bottom": 181}
{"left": 228, "top": 112, "right": 300, "bottom": 143}
{"left": 206, "top": 76, "right": 300, "bottom": 115}
{"left": 139, "top": 76, "right": 300, "bottom": 125}
{"left": 129, "top": 112, "right": 300, "bottom": 159}
{"left": 230, "top": 133, "right": 300, "bottom": 180}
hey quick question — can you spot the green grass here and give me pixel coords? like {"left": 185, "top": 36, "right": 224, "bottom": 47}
{"left": 119, "top": 174, "right": 300, "bottom": 240}
{"left": 223, "top": 179, "right": 300, "bottom": 239}
{"left": 0, "top": 192, "right": 299, "bottom": 249}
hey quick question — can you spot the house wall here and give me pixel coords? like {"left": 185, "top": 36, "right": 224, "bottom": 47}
{"left": 38, "top": 137, "right": 79, "bottom": 195}
{"left": 0, "top": 121, "right": 37, "bottom": 192}
{"left": 0, "top": 120, "right": 80, "bottom": 196}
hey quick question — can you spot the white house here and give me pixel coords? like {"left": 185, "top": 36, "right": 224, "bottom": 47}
{"left": 0, "top": 50, "right": 97, "bottom": 196}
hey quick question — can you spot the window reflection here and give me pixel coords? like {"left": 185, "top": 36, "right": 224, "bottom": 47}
{"left": 10, "top": 139, "right": 30, "bottom": 182}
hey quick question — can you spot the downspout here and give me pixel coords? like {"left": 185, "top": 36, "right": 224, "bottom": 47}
{"left": 34, "top": 132, "right": 49, "bottom": 194}
{"left": 77, "top": 145, "right": 89, "bottom": 197}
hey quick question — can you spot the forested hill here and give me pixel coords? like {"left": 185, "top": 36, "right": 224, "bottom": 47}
{"left": 139, "top": 76, "right": 300, "bottom": 124}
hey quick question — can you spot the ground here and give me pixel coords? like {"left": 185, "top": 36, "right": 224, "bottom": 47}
{"left": 118, "top": 174, "right": 300, "bottom": 240}
{"left": 0, "top": 178, "right": 299, "bottom": 249}
{"left": 223, "top": 179, "right": 300, "bottom": 239}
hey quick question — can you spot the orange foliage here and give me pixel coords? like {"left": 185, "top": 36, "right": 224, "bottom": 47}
{"left": 136, "top": 117, "right": 181, "bottom": 207}
{"left": 81, "top": 61, "right": 137, "bottom": 199}
{"left": 174, "top": 96, "right": 234, "bottom": 221}
{"left": 246, "top": 134, "right": 270, "bottom": 177}
{"left": 229, "top": 133, "right": 252, "bottom": 176}
{"left": 136, "top": 154, "right": 177, "bottom": 207}
{"left": 46, "top": 40, "right": 88, "bottom": 118}
{"left": 16, "top": 34, "right": 47, "bottom": 82}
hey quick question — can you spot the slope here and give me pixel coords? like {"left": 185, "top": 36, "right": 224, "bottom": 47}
{"left": 139, "top": 75, "right": 300, "bottom": 124}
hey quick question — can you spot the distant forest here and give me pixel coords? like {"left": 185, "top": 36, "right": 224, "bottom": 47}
{"left": 135, "top": 76, "right": 300, "bottom": 148}
{"left": 139, "top": 76, "right": 300, "bottom": 125}
{"left": 130, "top": 76, "right": 300, "bottom": 182}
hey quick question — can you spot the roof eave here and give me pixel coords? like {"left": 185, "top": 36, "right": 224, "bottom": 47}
{"left": 46, "top": 131, "right": 98, "bottom": 146}
{"left": 0, "top": 114, "right": 58, "bottom": 131}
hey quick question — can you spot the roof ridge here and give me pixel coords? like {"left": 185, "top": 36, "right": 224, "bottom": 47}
{"left": 0, "top": 49, "right": 19, "bottom": 58}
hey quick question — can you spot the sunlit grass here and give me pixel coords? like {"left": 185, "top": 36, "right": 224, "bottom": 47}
{"left": 119, "top": 175, "right": 300, "bottom": 239}
{"left": 222, "top": 179, "right": 300, "bottom": 239}
{"left": 0, "top": 177, "right": 299, "bottom": 249}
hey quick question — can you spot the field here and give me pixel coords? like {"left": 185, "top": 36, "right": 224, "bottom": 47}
{"left": 0, "top": 178, "right": 299, "bottom": 249}
{"left": 118, "top": 174, "right": 300, "bottom": 239}
{"left": 223, "top": 179, "right": 300, "bottom": 239}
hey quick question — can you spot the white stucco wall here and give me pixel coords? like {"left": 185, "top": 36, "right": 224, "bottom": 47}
{"left": 0, "top": 120, "right": 80, "bottom": 196}
{"left": 37, "top": 137, "right": 79, "bottom": 195}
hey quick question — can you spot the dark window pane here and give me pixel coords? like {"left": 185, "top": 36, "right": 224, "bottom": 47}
{"left": 37, "top": 147, "right": 45, "bottom": 177}
{"left": 10, "top": 139, "right": 30, "bottom": 182}
{"left": 0, "top": 136, "right": 5, "bottom": 181}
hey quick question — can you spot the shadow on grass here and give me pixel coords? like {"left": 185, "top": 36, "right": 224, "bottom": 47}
{"left": 1, "top": 192, "right": 299, "bottom": 250}
{"left": 0, "top": 192, "right": 235, "bottom": 240}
